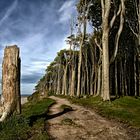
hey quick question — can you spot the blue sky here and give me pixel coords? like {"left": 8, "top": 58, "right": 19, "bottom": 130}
{"left": 0, "top": 0, "right": 77, "bottom": 95}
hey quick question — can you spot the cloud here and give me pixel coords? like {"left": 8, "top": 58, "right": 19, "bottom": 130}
{"left": 21, "top": 83, "right": 36, "bottom": 95}
{"left": 0, "top": 0, "right": 18, "bottom": 27}
{"left": 0, "top": 0, "right": 77, "bottom": 95}
{"left": 58, "top": 1, "right": 77, "bottom": 23}
{"left": 21, "top": 72, "right": 43, "bottom": 84}
{"left": 21, "top": 61, "right": 50, "bottom": 76}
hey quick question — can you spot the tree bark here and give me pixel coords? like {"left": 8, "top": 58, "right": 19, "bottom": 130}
{"left": 70, "top": 67, "right": 76, "bottom": 96}
{"left": 56, "top": 64, "right": 61, "bottom": 95}
{"left": 115, "top": 60, "right": 118, "bottom": 97}
{"left": 77, "top": 0, "right": 87, "bottom": 97}
{"left": 101, "top": 0, "right": 111, "bottom": 101}
{"left": 110, "top": 0, "right": 125, "bottom": 64}
{"left": 0, "top": 45, "right": 21, "bottom": 121}
{"left": 96, "top": 65, "right": 102, "bottom": 96}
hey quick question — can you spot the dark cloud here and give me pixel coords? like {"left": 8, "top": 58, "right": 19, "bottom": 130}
{"left": 21, "top": 72, "right": 43, "bottom": 84}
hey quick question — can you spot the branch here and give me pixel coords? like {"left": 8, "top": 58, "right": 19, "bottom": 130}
{"left": 110, "top": 4, "right": 122, "bottom": 28}
{"left": 101, "top": 0, "right": 105, "bottom": 18}
{"left": 133, "top": 0, "right": 139, "bottom": 16}
{"left": 110, "top": 0, "right": 125, "bottom": 64}
{"left": 94, "top": 38, "right": 103, "bottom": 53}
{"left": 127, "top": 21, "right": 138, "bottom": 38}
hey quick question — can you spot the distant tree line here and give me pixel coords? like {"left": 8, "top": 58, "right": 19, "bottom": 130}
{"left": 35, "top": 0, "right": 140, "bottom": 101}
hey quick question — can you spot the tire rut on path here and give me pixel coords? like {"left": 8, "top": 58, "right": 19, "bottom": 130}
{"left": 47, "top": 96, "right": 139, "bottom": 140}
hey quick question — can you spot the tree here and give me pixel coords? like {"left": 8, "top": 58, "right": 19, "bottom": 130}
{"left": 101, "top": 0, "right": 125, "bottom": 101}
{"left": 126, "top": 0, "right": 140, "bottom": 96}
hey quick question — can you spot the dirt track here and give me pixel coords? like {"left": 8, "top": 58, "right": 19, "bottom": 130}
{"left": 47, "top": 96, "right": 139, "bottom": 140}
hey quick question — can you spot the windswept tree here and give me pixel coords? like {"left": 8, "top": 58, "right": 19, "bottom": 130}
{"left": 35, "top": 0, "right": 139, "bottom": 101}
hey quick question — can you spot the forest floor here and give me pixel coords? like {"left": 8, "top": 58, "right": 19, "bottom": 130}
{"left": 47, "top": 96, "right": 140, "bottom": 140}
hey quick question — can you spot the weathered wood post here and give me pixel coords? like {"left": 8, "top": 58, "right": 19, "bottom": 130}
{"left": 0, "top": 45, "right": 21, "bottom": 121}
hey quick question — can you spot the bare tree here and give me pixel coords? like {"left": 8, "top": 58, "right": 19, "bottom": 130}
{"left": 101, "top": 0, "right": 125, "bottom": 101}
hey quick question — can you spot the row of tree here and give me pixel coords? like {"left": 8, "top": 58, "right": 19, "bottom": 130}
{"left": 35, "top": 0, "right": 140, "bottom": 101}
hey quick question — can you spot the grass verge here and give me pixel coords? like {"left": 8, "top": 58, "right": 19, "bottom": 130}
{"left": 55, "top": 95, "right": 140, "bottom": 128}
{"left": 0, "top": 98, "right": 55, "bottom": 140}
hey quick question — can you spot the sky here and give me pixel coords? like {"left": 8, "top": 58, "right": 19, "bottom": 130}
{"left": 0, "top": 0, "right": 78, "bottom": 95}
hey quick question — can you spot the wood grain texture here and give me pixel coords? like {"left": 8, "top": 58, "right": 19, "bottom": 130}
{"left": 0, "top": 45, "right": 21, "bottom": 121}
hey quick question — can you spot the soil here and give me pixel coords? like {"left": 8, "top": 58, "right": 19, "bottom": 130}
{"left": 47, "top": 96, "right": 140, "bottom": 140}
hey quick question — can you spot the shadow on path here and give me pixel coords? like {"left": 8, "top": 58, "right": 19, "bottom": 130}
{"left": 28, "top": 106, "right": 73, "bottom": 126}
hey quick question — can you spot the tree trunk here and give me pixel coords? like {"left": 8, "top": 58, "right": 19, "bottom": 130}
{"left": 70, "top": 67, "right": 76, "bottom": 96}
{"left": 124, "top": 58, "right": 128, "bottom": 95}
{"left": 77, "top": 0, "right": 87, "bottom": 97}
{"left": 16, "top": 58, "right": 21, "bottom": 113}
{"left": 90, "top": 65, "right": 94, "bottom": 95}
{"left": 115, "top": 60, "right": 118, "bottom": 97}
{"left": 101, "top": 0, "right": 111, "bottom": 101}
{"left": 138, "top": 1, "right": 140, "bottom": 95}
{"left": 68, "top": 65, "right": 72, "bottom": 96}
{"left": 0, "top": 45, "right": 21, "bottom": 122}
{"left": 96, "top": 65, "right": 102, "bottom": 96}
{"left": 62, "top": 65, "right": 68, "bottom": 95}
{"left": 77, "top": 48, "right": 82, "bottom": 97}
{"left": 56, "top": 64, "right": 61, "bottom": 95}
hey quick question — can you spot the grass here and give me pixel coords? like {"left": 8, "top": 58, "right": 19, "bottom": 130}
{"left": 0, "top": 115, "right": 30, "bottom": 140}
{"left": 0, "top": 98, "right": 55, "bottom": 140}
{"left": 22, "top": 98, "right": 55, "bottom": 118}
{"left": 56, "top": 95, "right": 140, "bottom": 128}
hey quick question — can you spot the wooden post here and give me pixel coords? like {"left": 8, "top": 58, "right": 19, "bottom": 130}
{"left": 0, "top": 45, "right": 21, "bottom": 121}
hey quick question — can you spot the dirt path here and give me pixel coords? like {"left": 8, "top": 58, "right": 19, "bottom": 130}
{"left": 47, "top": 96, "right": 139, "bottom": 140}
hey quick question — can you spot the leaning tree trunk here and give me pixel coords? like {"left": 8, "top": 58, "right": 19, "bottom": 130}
{"left": 0, "top": 45, "right": 21, "bottom": 122}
